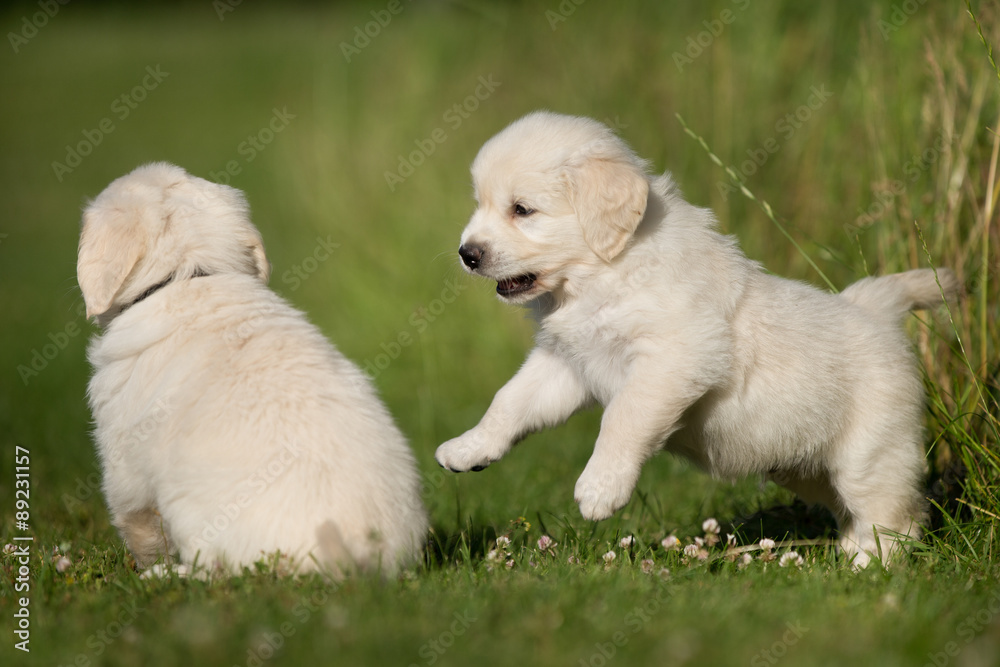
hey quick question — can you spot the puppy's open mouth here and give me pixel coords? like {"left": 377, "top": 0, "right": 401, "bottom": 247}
{"left": 496, "top": 273, "right": 537, "bottom": 298}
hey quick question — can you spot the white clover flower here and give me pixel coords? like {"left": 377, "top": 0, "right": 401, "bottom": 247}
{"left": 658, "top": 567, "right": 671, "bottom": 579}
{"left": 619, "top": 535, "right": 636, "bottom": 549}
{"left": 683, "top": 544, "right": 700, "bottom": 558}
{"left": 726, "top": 534, "right": 737, "bottom": 549}
{"left": 603, "top": 550, "right": 617, "bottom": 563}
{"left": 702, "top": 518, "right": 720, "bottom": 535}
{"left": 640, "top": 559, "right": 655, "bottom": 574}
{"left": 486, "top": 549, "right": 502, "bottom": 562}
{"left": 660, "top": 535, "right": 681, "bottom": 550}
{"left": 694, "top": 536, "right": 705, "bottom": 548}
{"left": 496, "top": 535, "right": 511, "bottom": 548}
{"left": 55, "top": 556, "right": 72, "bottom": 573}
{"left": 537, "top": 535, "right": 556, "bottom": 551}
{"left": 759, "top": 538, "right": 776, "bottom": 551}
{"left": 738, "top": 552, "right": 753, "bottom": 569}
{"left": 779, "top": 551, "right": 804, "bottom": 568}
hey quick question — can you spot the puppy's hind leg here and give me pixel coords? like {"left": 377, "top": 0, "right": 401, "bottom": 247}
{"left": 830, "top": 432, "right": 926, "bottom": 569}
{"left": 836, "top": 504, "right": 923, "bottom": 570}
{"left": 314, "top": 520, "right": 352, "bottom": 579}
{"left": 117, "top": 508, "right": 175, "bottom": 569}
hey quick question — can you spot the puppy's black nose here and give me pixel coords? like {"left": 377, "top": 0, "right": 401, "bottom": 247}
{"left": 459, "top": 244, "right": 483, "bottom": 270}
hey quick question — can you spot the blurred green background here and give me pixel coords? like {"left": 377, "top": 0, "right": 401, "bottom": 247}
{"left": 1, "top": 2, "right": 998, "bottom": 666}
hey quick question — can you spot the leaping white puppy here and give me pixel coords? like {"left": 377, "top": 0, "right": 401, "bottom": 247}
{"left": 435, "top": 111, "right": 959, "bottom": 567}
{"left": 79, "top": 163, "right": 427, "bottom": 576}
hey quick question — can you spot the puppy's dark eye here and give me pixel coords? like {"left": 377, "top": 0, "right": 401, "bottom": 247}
{"left": 513, "top": 203, "right": 534, "bottom": 217}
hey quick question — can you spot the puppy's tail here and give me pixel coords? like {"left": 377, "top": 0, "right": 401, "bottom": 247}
{"left": 840, "top": 268, "right": 961, "bottom": 319}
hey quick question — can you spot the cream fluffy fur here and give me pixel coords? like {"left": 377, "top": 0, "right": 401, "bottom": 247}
{"left": 435, "top": 111, "right": 959, "bottom": 567}
{"left": 79, "top": 163, "right": 427, "bottom": 576}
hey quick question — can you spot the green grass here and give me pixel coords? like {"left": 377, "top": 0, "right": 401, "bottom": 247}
{"left": 1, "top": 2, "right": 999, "bottom": 666}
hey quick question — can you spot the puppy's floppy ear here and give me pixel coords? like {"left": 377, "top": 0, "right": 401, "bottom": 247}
{"left": 248, "top": 234, "right": 271, "bottom": 283}
{"left": 77, "top": 207, "right": 148, "bottom": 319}
{"left": 213, "top": 181, "right": 270, "bottom": 283}
{"left": 563, "top": 141, "right": 649, "bottom": 263}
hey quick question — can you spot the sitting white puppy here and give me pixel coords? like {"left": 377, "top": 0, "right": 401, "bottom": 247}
{"left": 435, "top": 111, "right": 959, "bottom": 566}
{"left": 79, "top": 163, "right": 427, "bottom": 576}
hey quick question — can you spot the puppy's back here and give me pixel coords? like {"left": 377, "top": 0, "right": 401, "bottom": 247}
{"left": 90, "top": 273, "right": 427, "bottom": 575}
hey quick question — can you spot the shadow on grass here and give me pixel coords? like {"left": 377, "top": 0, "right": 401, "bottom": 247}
{"left": 727, "top": 460, "right": 972, "bottom": 546}
{"left": 423, "top": 520, "right": 500, "bottom": 570}
{"left": 725, "top": 500, "right": 838, "bottom": 544}
{"left": 422, "top": 457, "right": 975, "bottom": 570}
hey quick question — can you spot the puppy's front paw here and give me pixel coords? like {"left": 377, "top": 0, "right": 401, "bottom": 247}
{"left": 435, "top": 431, "right": 507, "bottom": 473}
{"left": 574, "top": 461, "right": 637, "bottom": 521}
